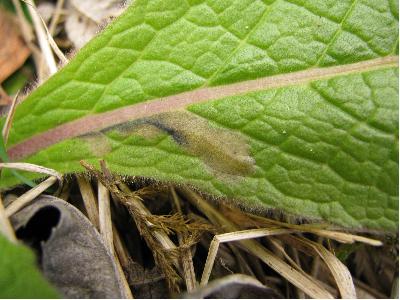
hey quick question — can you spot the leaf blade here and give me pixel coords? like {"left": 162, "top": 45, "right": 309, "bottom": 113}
{"left": 0, "top": 233, "right": 60, "bottom": 298}
{"left": 1, "top": 0, "right": 398, "bottom": 230}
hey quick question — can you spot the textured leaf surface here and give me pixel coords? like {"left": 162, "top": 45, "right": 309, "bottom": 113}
{"left": 1, "top": 0, "right": 398, "bottom": 230}
{"left": 0, "top": 234, "right": 59, "bottom": 298}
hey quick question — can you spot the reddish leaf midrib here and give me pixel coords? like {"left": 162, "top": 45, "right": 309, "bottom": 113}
{"left": 8, "top": 56, "right": 398, "bottom": 160}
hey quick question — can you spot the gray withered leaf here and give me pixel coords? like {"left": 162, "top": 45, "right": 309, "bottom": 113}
{"left": 11, "top": 195, "right": 127, "bottom": 298}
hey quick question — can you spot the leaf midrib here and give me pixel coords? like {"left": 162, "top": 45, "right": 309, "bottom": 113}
{"left": 8, "top": 55, "right": 398, "bottom": 161}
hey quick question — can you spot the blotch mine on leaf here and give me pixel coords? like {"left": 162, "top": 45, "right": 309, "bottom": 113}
{"left": 158, "top": 111, "right": 256, "bottom": 177}
{"left": 82, "top": 110, "right": 256, "bottom": 178}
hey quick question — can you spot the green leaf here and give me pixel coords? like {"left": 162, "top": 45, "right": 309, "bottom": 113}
{"left": 1, "top": 0, "right": 398, "bottom": 230}
{"left": 0, "top": 234, "right": 59, "bottom": 298}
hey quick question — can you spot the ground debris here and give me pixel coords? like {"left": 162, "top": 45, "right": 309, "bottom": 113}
{"left": 1, "top": 161, "right": 396, "bottom": 298}
{"left": 0, "top": 9, "right": 30, "bottom": 83}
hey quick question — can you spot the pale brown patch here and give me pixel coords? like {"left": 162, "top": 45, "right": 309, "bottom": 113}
{"left": 127, "top": 123, "right": 164, "bottom": 139}
{"left": 159, "top": 111, "right": 255, "bottom": 177}
{"left": 101, "top": 111, "right": 256, "bottom": 177}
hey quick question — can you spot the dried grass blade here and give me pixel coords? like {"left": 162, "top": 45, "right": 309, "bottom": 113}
{"left": 245, "top": 240, "right": 334, "bottom": 299}
{"left": 48, "top": 0, "right": 65, "bottom": 35}
{"left": 80, "top": 159, "right": 182, "bottom": 293}
{"left": 304, "top": 229, "right": 382, "bottom": 246}
{"left": 0, "top": 162, "right": 63, "bottom": 182}
{"left": 180, "top": 187, "right": 334, "bottom": 299}
{"left": 0, "top": 92, "right": 19, "bottom": 242}
{"left": 24, "top": 0, "right": 57, "bottom": 74}
{"left": 217, "top": 228, "right": 295, "bottom": 243}
{"left": 200, "top": 228, "right": 295, "bottom": 286}
{"left": 5, "top": 176, "right": 57, "bottom": 217}
{"left": 112, "top": 224, "right": 131, "bottom": 269}
{"left": 76, "top": 175, "right": 99, "bottom": 228}
{"left": 268, "top": 237, "right": 335, "bottom": 297}
{"left": 98, "top": 180, "right": 133, "bottom": 299}
{"left": 284, "top": 235, "right": 357, "bottom": 299}
{"left": 98, "top": 181, "right": 114, "bottom": 253}
{"left": 245, "top": 212, "right": 382, "bottom": 246}
{"left": 26, "top": 0, "right": 67, "bottom": 64}
{"left": 0, "top": 194, "right": 17, "bottom": 243}
{"left": 2, "top": 92, "right": 19, "bottom": 143}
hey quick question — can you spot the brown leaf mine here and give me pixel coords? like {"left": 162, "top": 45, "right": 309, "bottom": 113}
{"left": 156, "top": 111, "right": 256, "bottom": 177}
{"left": 81, "top": 111, "right": 256, "bottom": 177}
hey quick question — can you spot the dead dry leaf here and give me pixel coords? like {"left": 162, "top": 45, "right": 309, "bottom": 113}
{"left": 0, "top": 86, "right": 12, "bottom": 107}
{"left": 0, "top": 9, "right": 30, "bottom": 83}
{"left": 70, "top": 0, "right": 127, "bottom": 23}
{"left": 10, "top": 195, "right": 127, "bottom": 298}
{"left": 65, "top": 0, "right": 128, "bottom": 49}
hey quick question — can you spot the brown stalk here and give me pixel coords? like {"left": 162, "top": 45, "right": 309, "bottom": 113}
{"left": 81, "top": 160, "right": 182, "bottom": 293}
{"left": 97, "top": 178, "right": 133, "bottom": 298}
{"left": 170, "top": 186, "right": 197, "bottom": 292}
